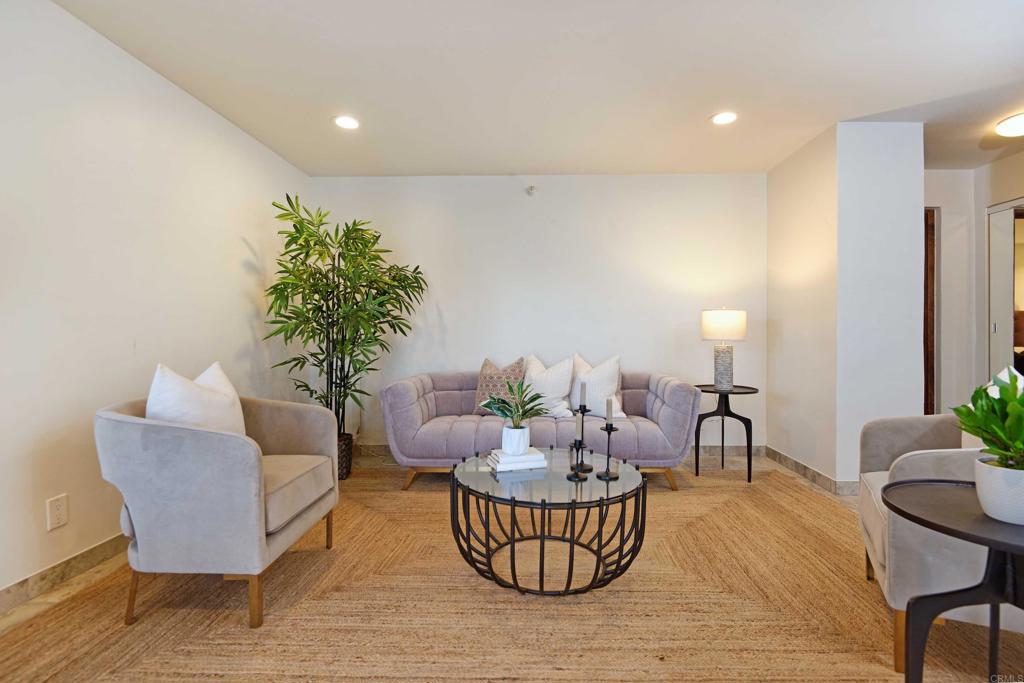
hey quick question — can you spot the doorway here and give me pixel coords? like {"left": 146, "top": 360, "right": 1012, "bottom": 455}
{"left": 988, "top": 204, "right": 1024, "bottom": 376}
{"left": 924, "top": 208, "right": 936, "bottom": 414}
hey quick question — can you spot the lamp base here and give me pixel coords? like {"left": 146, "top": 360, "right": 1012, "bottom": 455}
{"left": 714, "top": 344, "right": 734, "bottom": 390}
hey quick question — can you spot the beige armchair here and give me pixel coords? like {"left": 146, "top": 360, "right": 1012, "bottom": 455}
{"left": 859, "top": 414, "right": 1024, "bottom": 671}
{"left": 94, "top": 396, "right": 339, "bottom": 628}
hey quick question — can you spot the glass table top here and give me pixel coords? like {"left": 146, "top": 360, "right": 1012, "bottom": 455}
{"left": 453, "top": 448, "right": 643, "bottom": 504}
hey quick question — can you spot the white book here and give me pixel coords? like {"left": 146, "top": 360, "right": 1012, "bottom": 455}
{"left": 495, "top": 469, "right": 547, "bottom": 483}
{"left": 490, "top": 447, "right": 545, "bottom": 462}
{"left": 487, "top": 455, "right": 546, "bottom": 472}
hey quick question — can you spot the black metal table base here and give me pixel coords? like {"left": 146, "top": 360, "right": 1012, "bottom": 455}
{"left": 693, "top": 393, "right": 753, "bottom": 483}
{"left": 450, "top": 471, "right": 647, "bottom": 595}
{"left": 905, "top": 548, "right": 1022, "bottom": 682}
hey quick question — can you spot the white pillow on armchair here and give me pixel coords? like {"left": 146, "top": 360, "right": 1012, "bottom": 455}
{"left": 569, "top": 354, "right": 627, "bottom": 419}
{"left": 145, "top": 361, "right": 246, "bottom": 435}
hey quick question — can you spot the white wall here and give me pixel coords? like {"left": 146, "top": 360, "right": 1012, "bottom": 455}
{"left": 0, "top": 0, "right": 307, "bottom": 591}
{"left": 835, "top": 122, "right": 924, "bottom": 482}
{"left": 767, "top": 123, "right": 925, "bottom": 484}
{"left": 924, "top": 169, "right": 975, "bottom": 411}
{"left": 766, "top": 127, "right": 839, "bottom": 479}
{"left": 311, "top": 174, "right": 768, "bottom": 445}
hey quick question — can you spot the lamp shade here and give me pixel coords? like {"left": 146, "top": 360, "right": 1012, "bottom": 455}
{"left": 701, "top": 309, "right": 747, "bottom": 341}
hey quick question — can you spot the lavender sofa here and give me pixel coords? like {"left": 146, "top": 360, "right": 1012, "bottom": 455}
{"left": 380, "top": 371, "right": 700, "bottom": 489}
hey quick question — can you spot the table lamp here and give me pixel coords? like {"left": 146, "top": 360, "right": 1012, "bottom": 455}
{"left": 701, "top": 308, "right": 747, "bottom": 390}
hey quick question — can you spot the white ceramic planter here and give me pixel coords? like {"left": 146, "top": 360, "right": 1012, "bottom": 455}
{"left": 502, "top": 426, "right": 530, "bottom": 456}
{"left": 974, "top": 457, "right": 1024, "bottom": 525}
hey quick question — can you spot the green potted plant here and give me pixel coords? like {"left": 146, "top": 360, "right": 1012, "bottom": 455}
{"left": 953, "top": 367, "right": 1024, "bottom": 524}
{"left": 265, "top": 195, "right": 427, "bottom": 479}
{"left": 480, "top": 380, "right": 548, "bottom": 455}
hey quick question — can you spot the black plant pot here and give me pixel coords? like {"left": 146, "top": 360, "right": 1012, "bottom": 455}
{"left": 337, "top": 432, "right": 353, "bottom": 480}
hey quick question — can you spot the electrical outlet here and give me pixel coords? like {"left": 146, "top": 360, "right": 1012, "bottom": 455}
{"left": 46, "top": 494, "right": 68, "bottom": 531}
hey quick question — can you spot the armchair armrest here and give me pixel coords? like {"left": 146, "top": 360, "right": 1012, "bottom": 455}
{"left": 380, "top": 375, "right": 435, "bottom": 466}
{"left": 889, "top": 447, "right": 981, "bottom": 483}
{"left": 882, "top": 447, "right": 988, "bottom": 609}
{"left": 859, "top": 414, "right": 961, "bottom": 474}
{"left": 646, "top": 375, "right": 701, "bottom": 454}
{"left": 94, "top": 409, "right": 266, "bottom": 574}
{"left": 240, "top": 397, "right": 338, "bottom": 478}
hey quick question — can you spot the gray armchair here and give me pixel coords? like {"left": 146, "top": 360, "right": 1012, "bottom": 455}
{"left": 858, "top": 414, "right": 1024, "bottom": 672}
{"left": 94, "top": 396, "right": 339, "bottom": 628}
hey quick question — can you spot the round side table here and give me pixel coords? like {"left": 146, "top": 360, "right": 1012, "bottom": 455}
{"left": 693, "top": 384, "right": 758, "bottom": 483}
{"left": 881, "top": 479, "right": 1024, "bottom": 682}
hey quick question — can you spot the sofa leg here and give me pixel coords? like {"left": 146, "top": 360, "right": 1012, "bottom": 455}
{"left": 248, "top": 575, "right": 263, "bottom": 629}
{"left": 325, "top": 510, "right": 334, "bottom": 550}
{"left": 640, "top": 467, "right": 679, "bottom": 490}
{"left": 402, "top": 468, "right": 418, "bottom": 490}
{"left": 124, "top": 570, "right": 140, "bottom": 626}
{"left": 865, "top": 550, "right": 874, "bottom": 581}
{"left": 894, "top": 609, "right": 906, "bottom": 673}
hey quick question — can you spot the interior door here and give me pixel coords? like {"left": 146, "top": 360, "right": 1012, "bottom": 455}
{"left": 989, "top": 208, "right": 1015, "bottom": 375}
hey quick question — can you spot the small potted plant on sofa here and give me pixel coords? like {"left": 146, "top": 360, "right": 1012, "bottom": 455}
{"left": 953, "top": 367, "right": 1024, "bottom": 525}
{"left": 480, "top": 380, "right": 548, "bottom": 456}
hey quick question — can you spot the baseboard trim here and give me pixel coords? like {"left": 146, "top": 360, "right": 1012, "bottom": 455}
{"left": 765, "top": 447, "right": 859, "bottom": 496}
{"left": 0, "top": 534, "right": 128, "bottom": 615}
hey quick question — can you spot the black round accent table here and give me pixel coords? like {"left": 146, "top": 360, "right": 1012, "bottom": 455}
{"left": 450, "top": 448, "right": 647, "bottom": 596}
{"left": 693, "top": 384, "right": 758, "bottom": 482}
{"left": 881, "top": 479, "right": 1024, "bottom": 682}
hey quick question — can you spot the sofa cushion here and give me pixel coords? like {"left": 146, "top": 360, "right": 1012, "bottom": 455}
{"left": 859, "top": 470, "right": 889, "bottom": 569}
{"left": 408, "top": 414, "right": 675, "bottom": 463}
{"left": 263, "top": 454, "right": 334, "bottom": 533}
{"left": 474, "top": 358, "right": 525, "bottom": 415}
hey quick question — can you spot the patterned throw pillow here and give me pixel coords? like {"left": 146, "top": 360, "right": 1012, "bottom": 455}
{"left": 474, "top": 357, "right": 526, "bottom": 416}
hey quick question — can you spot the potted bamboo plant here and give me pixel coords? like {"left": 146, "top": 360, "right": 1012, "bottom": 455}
{"left": 265, "top": 195, "right": 427, "bottom": 479}
{"left": 954, "top": 367, "right": 1024, "bottom": 524}
{"left": 480, "top": 380, "right": 548, "bottom": 455}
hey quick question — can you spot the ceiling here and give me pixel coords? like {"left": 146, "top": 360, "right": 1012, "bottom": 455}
{"left": 55, "top": 0, "right": 1024, "bottom": 176}
{"left": 858, "top": 80, "right": 1024, "bottom": 169}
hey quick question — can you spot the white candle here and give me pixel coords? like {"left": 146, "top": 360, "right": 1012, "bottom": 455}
{"left": 606, "top": 397, "right": 613, "bottom": 421}
{"left": 580, "top": 381, "right": 587, "bottom": 406}
{"left": 576, "top": 411, "right": 584, "bottom": 440}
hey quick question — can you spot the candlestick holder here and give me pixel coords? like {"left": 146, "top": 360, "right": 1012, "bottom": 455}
{"left": 570, "top": 405, "right": 593, "bottom": 474}
{"left": 596, "top": 421, "right": 619, "bottom": 481}
{"left": 566, "top": 440, "right": 588, "bottom": 482}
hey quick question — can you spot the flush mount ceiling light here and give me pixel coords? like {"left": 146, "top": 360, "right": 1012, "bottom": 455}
{"left": 995, "top": 113, "right": 1024, "bottom": 138}
{"left": 710, "top": 111, "right": 738, "bottom": 125}
{"left": 333, "top": 115, "right": 359, "bottom": 130}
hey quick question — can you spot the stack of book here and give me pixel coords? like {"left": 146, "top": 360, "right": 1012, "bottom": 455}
{"left": 487, "top": 447, "right": 546, "bottom": 472}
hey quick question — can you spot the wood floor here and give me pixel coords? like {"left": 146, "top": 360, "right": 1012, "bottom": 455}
{"left": 1, "top": 462, "right": 1021, "bottom": 681}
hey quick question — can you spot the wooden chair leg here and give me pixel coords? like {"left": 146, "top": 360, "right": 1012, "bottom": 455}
{"left": 866, "top": 550, "right": 875, "bottom": 581}
{"left": 894, "top": 609, "right": 906, "bottom": 673}
{"left": 402, "top": 468, "right": 418, "bottom": 490}
{"left": 325, "top": 510, "right": 334, "bottom": 550}
{"left": 663, "top": 468, "right": 679, "bottom": 491}
{"left": 124, "top": 570, "right": 140, "bottom": 625}
{"left": 248, "top": 575, "right": 263, "bottom": 629}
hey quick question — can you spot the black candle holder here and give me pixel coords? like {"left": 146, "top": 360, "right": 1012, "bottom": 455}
{"left": 566, "top": 405, "right": 592, "bottom": 480}
{"left": 572, "top": 405, "right": 593, "bottom": 473}
{"left": 596, "top": 421, "right": 619, "bottom": 481}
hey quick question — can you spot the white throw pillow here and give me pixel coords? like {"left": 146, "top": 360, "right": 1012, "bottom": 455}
{"left": 145, "top": 362, "right": 246, "bottom": 435}
{"left": 569, "top": 354, "right": 626, "bottom": 418}
{"left": 524, "top": 355, "right": 573, "bottom": 418}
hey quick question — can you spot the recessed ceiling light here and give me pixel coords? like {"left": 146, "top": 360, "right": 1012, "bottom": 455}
{"left": 711, "top": 111, "right": 738, "bottom": 125}
{"left": 995, "top": 113, "right": 1024, "bottom": 138}
{"left": 334, "top": 115, "right": 359, "bottom": 130}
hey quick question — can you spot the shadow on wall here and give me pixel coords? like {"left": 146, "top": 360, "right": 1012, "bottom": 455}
{"left": 239, "top": 236, "right": 301, "bottom": 403}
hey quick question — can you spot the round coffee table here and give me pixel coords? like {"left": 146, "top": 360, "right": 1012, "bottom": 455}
{"left": 881, "top": 479, "right": 1024, "bottom": 682}
{"left": 450, "top": 448, "right": 647, "bottom": 596}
